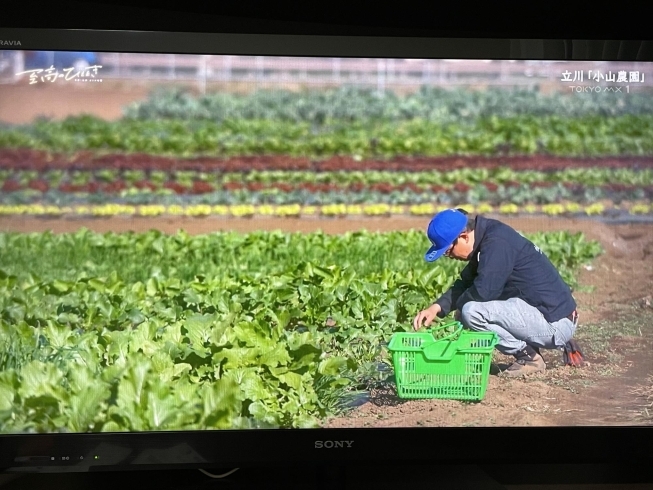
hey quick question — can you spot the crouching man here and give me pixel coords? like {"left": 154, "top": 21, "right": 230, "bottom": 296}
{"left": 413, "top": 208, "right": 583, "bottom": 377}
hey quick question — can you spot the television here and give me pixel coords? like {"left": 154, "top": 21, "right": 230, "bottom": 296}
{"left": 0, "top": 26, "right": 652, "bottom": 482}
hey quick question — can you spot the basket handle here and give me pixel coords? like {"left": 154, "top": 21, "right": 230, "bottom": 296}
{"left": 422, "top": 322, "right": 463, "bottom": 361}
{"left": 427, "top": 321, "right": 463, "bottom": 343}
{"left": 422, "top": 339, "right": 459, "bottom": 361}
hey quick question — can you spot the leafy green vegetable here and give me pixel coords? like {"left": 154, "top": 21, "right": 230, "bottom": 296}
{"left": 1, "top": 115, "right": 652, "bottom": 158}
{"left": 122, "top": 86, "right": 653, "bottom": 124}
{"left": 0, "top": 229, "right": 602, "bottom": 432}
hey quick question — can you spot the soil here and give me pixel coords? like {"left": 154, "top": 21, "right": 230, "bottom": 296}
{"left": 0, "top": 82, "right": 151, "bottom": 125}
{"left": 2, "top": 212, "right": 653, "bottom": 430}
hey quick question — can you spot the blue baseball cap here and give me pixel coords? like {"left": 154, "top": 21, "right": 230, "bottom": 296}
{"left": 424, "top": 208, "right": 468, "bottom": 262}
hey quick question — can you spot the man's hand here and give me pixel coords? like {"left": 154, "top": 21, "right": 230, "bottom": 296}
{"left": 413, "top": 304, "right": 442, "bottom": 330}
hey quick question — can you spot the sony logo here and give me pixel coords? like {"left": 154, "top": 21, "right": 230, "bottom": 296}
{"left": 0, "top": 40, "right": 21, "bottom": 46}
{"left": 314, "top": 440, "right": 354, "bottom": 449}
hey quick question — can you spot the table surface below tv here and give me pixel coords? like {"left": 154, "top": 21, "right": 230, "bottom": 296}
{"left": 1, "top": 464, "right": 653, "bottom": 490}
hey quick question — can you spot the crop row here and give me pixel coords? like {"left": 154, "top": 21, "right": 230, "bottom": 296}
{"left": 1, "top": 201, "right": 650, "bottom": 218}
{"left": 3, "top": 182, "right": 652, "bottom": 208}
{"left": 3, "top": 149, "right": 652, "bottom": 173}
{"left": 123, "top": 86, "right": 653, "bottom": 124}
{"left": 2, "top": 115, "right": 653, "bottom": 157}
{"left": 0, "top": 229, "right": 602, "bottom": 431}
{"left": 3, "top": 167, "right": 653, "bottom": 187}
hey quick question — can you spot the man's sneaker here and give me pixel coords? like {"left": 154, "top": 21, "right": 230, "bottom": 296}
{"left": 500, "top": 346, "right": 546, "bottom": 378}
{"left": 562, "top": 339, "right": 585, "bottom": 367}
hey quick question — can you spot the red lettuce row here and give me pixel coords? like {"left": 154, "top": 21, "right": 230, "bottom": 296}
{"left": 2, "top": 149, "right": 653, "bottom": 173}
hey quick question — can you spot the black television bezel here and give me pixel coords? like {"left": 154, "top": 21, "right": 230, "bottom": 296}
{"left": 1, "top": 28, "right": 653, "bottom": 59}
{"left": 0, "top": 27, "right": 652, "bottom": 472}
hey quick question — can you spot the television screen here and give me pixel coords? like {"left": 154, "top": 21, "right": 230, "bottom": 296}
{"left": 0, "top": 33, "right": 652, "bottom": 470}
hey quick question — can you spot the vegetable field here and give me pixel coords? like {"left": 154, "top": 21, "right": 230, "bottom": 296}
{"left": 0, "top": 229, "right": 602, "bottom": 432}
{"left": 1, "top": 86, "right": 652, "bottom": 219}
{"left": 0, "top": 79, "right": 651, "bottom": 431}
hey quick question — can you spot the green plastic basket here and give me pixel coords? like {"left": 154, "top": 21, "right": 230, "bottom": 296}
{"left": 388, "top": 321, "right": 498, "bottom": 401}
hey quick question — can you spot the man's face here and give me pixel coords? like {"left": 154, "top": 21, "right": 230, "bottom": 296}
{"left": 445, "top": 231, "right": 475, "bottom": 261}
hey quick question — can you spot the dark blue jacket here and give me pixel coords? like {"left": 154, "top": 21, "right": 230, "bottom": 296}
{"left": 434, "top": 216, "right": 576, "bottom": 323}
